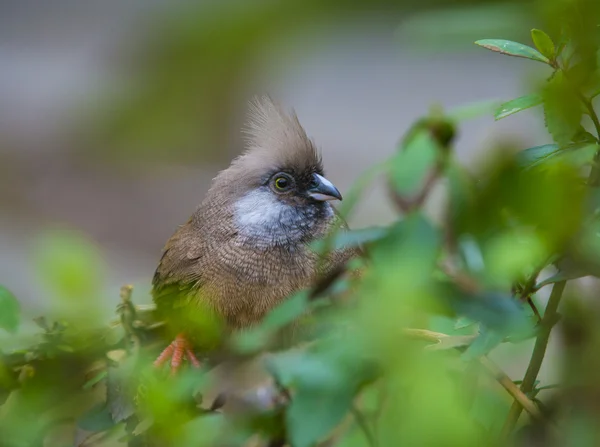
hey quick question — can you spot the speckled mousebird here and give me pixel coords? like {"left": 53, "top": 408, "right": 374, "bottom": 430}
{"left": 151, "top": 96, "right": 358, "bottom": 373}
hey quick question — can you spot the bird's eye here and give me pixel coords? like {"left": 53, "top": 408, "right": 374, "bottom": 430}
{"left": 272, "top": 174, "right": 293, "bottom": 192}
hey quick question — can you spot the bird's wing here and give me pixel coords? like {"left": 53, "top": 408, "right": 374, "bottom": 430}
{"left": 151, "top": 218, "right": 209, "bottom": 305}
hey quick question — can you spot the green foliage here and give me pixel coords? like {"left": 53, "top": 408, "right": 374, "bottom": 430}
{"left": 474, "top": 39, "right": 550, "bottom": 64}
{"left": 494, "top": 94, "right": 543, "bottom": 120}
{"left": 3, "top": 1, "right": 600, "bottom": 446}
{"left": 531, "top": 29, "right": 556, "bottom": 61}
{"left": 0, "top": 286, "right": 20, "bottom": 334}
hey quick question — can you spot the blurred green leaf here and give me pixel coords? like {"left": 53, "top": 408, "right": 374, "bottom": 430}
{"left": 33, "top": 228, "right": 104, "bottom": 309}
{"left": 328, "top": 226, "right": 389, "bottom": 251}
{"left": 268, "top": 344, "right": 372, "bottom": 447}
{"left": 454, "top": 316, "right": 478, "bottom": 331}
{"left": 461, "top": 327, "right": 504, "bottom": 361}
{"left": 0, "top": 286, "right": 20, "bottom": 334}
{"left": 232, "top": 291, "right": 310, "bottom": 354}
{"left": 531, "top": 29, "right": 556, "bottom": 60}
{"left": 77, "top": 403, "right": 117, "bottom": 432}
{"left": 425, "top": 334, "right": 477, "bottom": 351}
{"left": 475, "top": 39, "right": 550, "bottom": 64}
{"left": 106, "top": 358, "right": 137, "bottom": 424}
{"left": 516, "top": 143, "right": 559, "bottom": 167}
{"left": 82, "top": 371, "right": 107, "bottom": 390}
{"left": 447, "top": 99, "right": 501, "bottom": 122}
{"left": 543, "top": 71, "right": 583, "bottom": 146}
{"left": 516, "top": 142, "right": 597, "bottom": 169}
{"left": 494, "top": 94, "right": 543, "bottom": 120}
{"left": 398, "top": 4, "right": 529, "bottom": 52}
{"left": 389, "top": 130, "right": 440, "bottom": 197}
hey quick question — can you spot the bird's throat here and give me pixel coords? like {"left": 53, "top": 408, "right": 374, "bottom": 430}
{"left": 233, "top": 188, "right": 333, "bottom": 247}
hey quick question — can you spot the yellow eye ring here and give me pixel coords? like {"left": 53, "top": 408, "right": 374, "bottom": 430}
{"left": 274, "top": 176, "right": 290, "bottom": 190}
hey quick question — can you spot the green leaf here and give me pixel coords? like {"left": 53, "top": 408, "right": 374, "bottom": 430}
{"left": 542, "top": 71, "right": 583, "bottom": 146}
{"left": 106, "top": 359, "right": 136, "bottom": 423}
{"left": 33, "top": 228, "right": 104, "bottom": 303}
{"left": 516, "top": 142, "right": 597, "bottom": 169}
{"left": 82, "top": 370, "right": 108, "bottom": 390}
{"left": 475, "top": 39, "right": 550, "bottom": 64}
{"left": 267, "top": 346, "right": 370, "bottom": 447}
{"left": 389, "top": 130, "right": 440, "bottom": 197}
{"left": 425, "top": 334, "right": 478, "bottom": 351}
{"left": 231, "top": 291, "right": 310, "bottom": 353}
{"left": 77, "top": 403, "right": 117, "bottom": 432}
{"left": 328, "top": 226, "right": 389, "bottom": 251}
{"left": 461, "top": 328, "right": 504, "bottom": 361}
{"left": 494, "top": 94, "right": 543, "bottom": 120}
{"left": 0, "top": 286, "right": 20, "bottom": 334}
{"left": 447, "top": 99, "right": 501, "bottom": 122}
{"left": 454, "top": 316, "right": 478, "bottom": 330}
{"left": 530, "top": 29, "right": 555, "bottom": 60}
{"left": 517, "top": 144, "right": 559, "bottom": 167}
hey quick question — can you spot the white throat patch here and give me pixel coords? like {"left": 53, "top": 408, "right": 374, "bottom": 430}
{"left": 235, "top": 189, "right": 287, "bottom": 230}
{"left": 234, "top": 188, "right": 332, "bottom": 246}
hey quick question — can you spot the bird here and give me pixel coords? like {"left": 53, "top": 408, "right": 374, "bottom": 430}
{"left": 151, "top": 96, "right": 358, "bottom": 375}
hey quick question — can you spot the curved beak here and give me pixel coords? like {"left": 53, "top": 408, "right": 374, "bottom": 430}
{"left": 308, "top": 173, "right": 343, "bottom": 202}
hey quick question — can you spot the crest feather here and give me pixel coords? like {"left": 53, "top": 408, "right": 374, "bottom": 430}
{"left": 241, "top": 96, "right": 322, "bottom": 171}
{"left": 210, "top": 96, "right": 324, "bottom": 198}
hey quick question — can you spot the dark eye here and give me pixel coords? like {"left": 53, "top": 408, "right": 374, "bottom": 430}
{"left": 309, "top": 175, "right": 319, "bottom": 189}
{"left": 272, "top": 173, "right": 294, "bottom": 192}
{"left": 275, "top": 177, "right": 289, "bottom": 189}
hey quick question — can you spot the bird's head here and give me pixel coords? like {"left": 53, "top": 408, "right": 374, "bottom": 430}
{"left": 206, "top": 96, "right": 342, "bottom": 246}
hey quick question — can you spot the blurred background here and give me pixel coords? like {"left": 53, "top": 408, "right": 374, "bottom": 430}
{"left": 0, "top": 0, "right": 549, "bottom": 316}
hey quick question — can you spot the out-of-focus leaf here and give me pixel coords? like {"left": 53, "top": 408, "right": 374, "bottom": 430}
{"left": 438, "top": 285, "right": 532, "bottom": 339}
{"left": 262, "top": 291, "right": 309, "bottom": 330}
{"left": 425, "top": 334, "right": 477, "bottom": 351}
{"left": 475, "top": 39, "right": 550, "bottom": 64}
{"left": 483, "top": 229, "right": 548, "bottom": 288}
{"left": 106, "top": 357, "right": 137, "bottom": 423}
{"left": 389, "top": 130, "right": 441, "bottom": 197}
{"left": 494, "top": 94, "right": 543, "bottom": 120}
{"left": 328, "top": 226, "right": 390, "bottom": 251}
{"left": 542, "top": 71, "right": 583, "bottom": 146}
{"left": 0, "top": 286, "right": 20, "bottom": 334}
{"left": 232, "top": 291, "right": 310, "bottom": 353}
{"left": 516, "top": 144, "right": 559, "bottom": 167}
{"left": 454, "top": 316, "right": 478, "bottom": 330}
{"left": 77, "top": 403, "right": 117, "bottom": 433}
{"left": 268, "top": 345, "right": 370, "bottom": 447}
{"left": 398, "top": 4, "right": 529, "bottom": 52}
{"left": 461, "top": 327, "right": 504, "bottom": 361}
{"left": 531, "top": 29, "right": 556, "bottom": 60}
{"left": 33, "top": 229, "right": 104, "bottom": 316}
{"left": 82, "top": 370, "right": 108, "bottom": 390}
{"left": 447, "top": 99, "right": 500, "bottom": 122}
{"left": 516, "top": 142, "right": 597, "bottom": 169}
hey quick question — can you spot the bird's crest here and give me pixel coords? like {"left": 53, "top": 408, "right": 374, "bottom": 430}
{"left": 238, "top": 96, "right": 322, "bottom": 173}
{"left": 210, "top": 96, "right": 324, "bottom": 198}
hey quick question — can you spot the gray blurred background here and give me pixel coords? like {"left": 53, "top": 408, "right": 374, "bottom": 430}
{"left": 0, "top": 0, "right": 549, "bottom": 320}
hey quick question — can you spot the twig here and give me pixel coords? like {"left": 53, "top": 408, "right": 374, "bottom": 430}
{"left": 480, "top": 357, "right": 547, "bottom": 424}
{"left": 350, "top": 404, "right": 378, "bottom": 447}
{"left": 388, "top": 162, "right": 444, "bottom": 214}
{"left": 500, "top": 281, "right": 566, "bottom": 438}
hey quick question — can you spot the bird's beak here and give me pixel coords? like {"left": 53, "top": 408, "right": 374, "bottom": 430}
{"left": 308, "top": 173, "right": 343, "bottom": 202}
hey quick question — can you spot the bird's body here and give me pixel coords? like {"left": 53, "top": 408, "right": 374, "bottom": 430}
{"left": 151, "top": 96, "right": 357, "bottom": 370}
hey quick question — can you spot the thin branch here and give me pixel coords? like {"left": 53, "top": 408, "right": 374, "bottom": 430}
{"left": 480, "top": 358, "right": 548, "bottom": 425}
{"left": 501, "top": 280, "right": 566, "bottom": 438}
{"left": 350, "top": 404, "right": 378, "bottom": 447}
